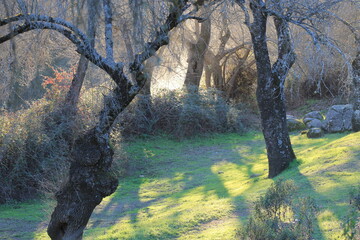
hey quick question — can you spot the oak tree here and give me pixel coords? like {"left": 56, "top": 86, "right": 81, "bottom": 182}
{"left": 0, "top": 0, "right": 202, "bottom": 238}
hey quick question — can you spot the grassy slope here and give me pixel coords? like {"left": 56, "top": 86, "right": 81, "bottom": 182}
{"left": 0, "top": 131, "right": 359, "bottom": 239}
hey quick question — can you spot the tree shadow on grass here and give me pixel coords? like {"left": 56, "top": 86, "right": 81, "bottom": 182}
{"left": 88, "top": 153, "right": 154, "bottom": 229}
{"left": 222, "top": 133, "right": 357, "bottom": 240}
{"left": 85, "top": 135, "right": 266, "bottom": 239}
{"left": 278, "top": 133, "right": 360, "bottom": 240}
{"left": 279, "top": 164, "right": 328, "bottom": 240}
{"left": 0, "top": 202, "right": 49, "bottom": 239}
{"left": 85, "top": 132, "right": 358, "bottom": 239}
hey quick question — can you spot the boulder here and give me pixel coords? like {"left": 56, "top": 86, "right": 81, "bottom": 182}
{"left": 287, "top": 115, "right": 306, "bottom": 132}
{"left": 353, "top": 110, "right": 360, "bottom": 132}
{"left": 307, "top": 128, "right": 324, "bottom": 138}
{"left": 304, "top": 111, "right": 324, "bottom": 121}
{"left": 322, "top": 104, "right": 354, "bottom": 133}
{"left": 305, "top": 119, "right": 323, "bottom": 129}
{"left": 303, "top": 118, "right": 313, "bottom": 124}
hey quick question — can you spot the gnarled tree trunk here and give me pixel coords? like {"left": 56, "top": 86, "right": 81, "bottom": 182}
{"left": 47, "top": 129, "right": 118, "bottom": 239}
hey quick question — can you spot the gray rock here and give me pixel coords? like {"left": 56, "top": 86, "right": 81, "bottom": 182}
{"left": 303, "top": 117, "right": 314, "bottom": 124}
{"left": 287, "top": 117, "right": 306, "bottom": 132}
{"left": 353, "top": 110, "right": 360, "bottom": 132}
{"left": 307, "top": 128, "right": 324, "bottom": 138}
{"left": 322, "top": 104, "right": 354, "bottom": 133}
{"left": 304, "top": 111, "right": 324, "bottom": 121}
{"left": 305, "top": 119, "right": 323, "bottom": 129}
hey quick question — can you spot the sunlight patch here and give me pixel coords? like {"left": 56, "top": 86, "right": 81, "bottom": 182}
{"left": 317, "top": 210, "right": 342, "bottom": 240}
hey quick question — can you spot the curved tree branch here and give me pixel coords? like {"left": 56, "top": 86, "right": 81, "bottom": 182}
{"left": 0, "top": 14, "right": 89, "bottom": 43}
{"left": 130, "top": 1, "right": 191, "bottom": 75}
{"left": 0, "top": 19, "right": 112, "bottom": 72}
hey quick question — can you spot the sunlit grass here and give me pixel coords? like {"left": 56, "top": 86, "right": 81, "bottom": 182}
{"left": 0, "top": 131, "right": 359, "bottom": 239}
{"left": 317, "top": 210, "right": 343, "bottom": 240}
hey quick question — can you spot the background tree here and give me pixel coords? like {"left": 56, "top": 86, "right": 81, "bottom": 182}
{"left": 202, "top": 9, "right": 257, "bottom": 102}
{"left": 183, "top": 6, "right": 211, "bottom": 92}
{"left": 325, "top": 1, "right": 360, "bottom": 130}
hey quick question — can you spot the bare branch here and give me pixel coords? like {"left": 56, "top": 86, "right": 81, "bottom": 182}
{"left": 235, "top": 0, "right": 250, "bottom": 26}
{"left": 16, "top": 0, "right": 28, "bottom": 14}
{"left": 0, "top": 14, "right": 89, "bottom": 45}
{"left": 0, "top": 14, "right": 121, "bottom": 81}
{"left": 325, "top": 11, "right": 360, "bottom": 45}
{"left": 102, "top": 0, "right": 114, "bottom": 62}
{"left": 218, "top": 44, "right": 252, "bottom": 60}
{"left": 179, "top": 14, "right": 205, "bottom": 22}
{"left": 0, "top": 21, "right": 80, "bottom": 47}
{"left": 130, "top": 0, "right": 191, "bottom": 74}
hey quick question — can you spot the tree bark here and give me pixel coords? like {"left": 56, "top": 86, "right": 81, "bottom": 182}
{"left": 47, "top": 129, "right": 118, "bottom": 240}
{"left": 65, "top": 56, "right": 89, "bottom": 108}
{"left": 183, "top": 14, "right": 211, "bottom": 92}
{"left": 247, "top": 0, "right": 296, "bottom": 178}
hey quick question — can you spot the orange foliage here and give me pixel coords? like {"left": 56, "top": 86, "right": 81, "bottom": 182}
{"left": 42, "top": 66, "right": 76, "bottom": 101}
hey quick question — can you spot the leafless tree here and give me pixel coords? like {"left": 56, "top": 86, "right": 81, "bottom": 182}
{"left": 0, "top": 0, "right": 203, "bottom": 238}
{"left": 235, "top": 0, "right": 349, "bottom": 177}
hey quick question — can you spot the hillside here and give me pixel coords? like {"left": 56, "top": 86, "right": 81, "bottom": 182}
{"left": 0, "top": 131, "right": 359, "bottom": 239}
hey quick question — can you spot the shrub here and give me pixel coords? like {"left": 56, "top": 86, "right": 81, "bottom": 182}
{"left": 0, "top": 100, "right": 69, "bottom": 202}
{"left": 0, "top": 67, "right": 255, "bottom": 202}
{"left": 0, "top": 96, "right": 99, "bottom": 203}
{"left": 41, "top": 66, "right": 74, "bottom": 102}
{"left": 342, "top": 186, "right": 360, "bottom": 240}
{"left": 117, "top": 88, "right": 254, "bottom": 139}
{"left": 349, "top": 186, "right": 360, "bottom": 211}
{"left": 238, "top": 179, "right": 318, "bottom": 240}
{"left": 0, "top": 66, "right": 93, "bottom": 203}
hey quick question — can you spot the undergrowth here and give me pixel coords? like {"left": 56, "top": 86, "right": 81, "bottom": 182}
{"left": 238, "top": 179, "right": 318, "bottom": 240}
{"left": 0, "top": 85, "right": 256, "bottom": 202}
{"left": 342, "top": 186, "right": 360, "bottom": 240}
{"left": 117, "top": 88, "right": 257, "bottom": 139}
{"left": 0, "top": 67, "right": 95, "bottom": 203}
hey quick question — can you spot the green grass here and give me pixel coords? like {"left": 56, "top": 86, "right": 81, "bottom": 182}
{"left": 0, "top": 131, "right": 359, "bottom": 239}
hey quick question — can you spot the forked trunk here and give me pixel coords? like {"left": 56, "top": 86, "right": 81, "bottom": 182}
{"left": 47, "top": 68, "right": 135, "bottom": 238}
{"left": 248, "top": 0, "right": 296, "bottom": 178}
